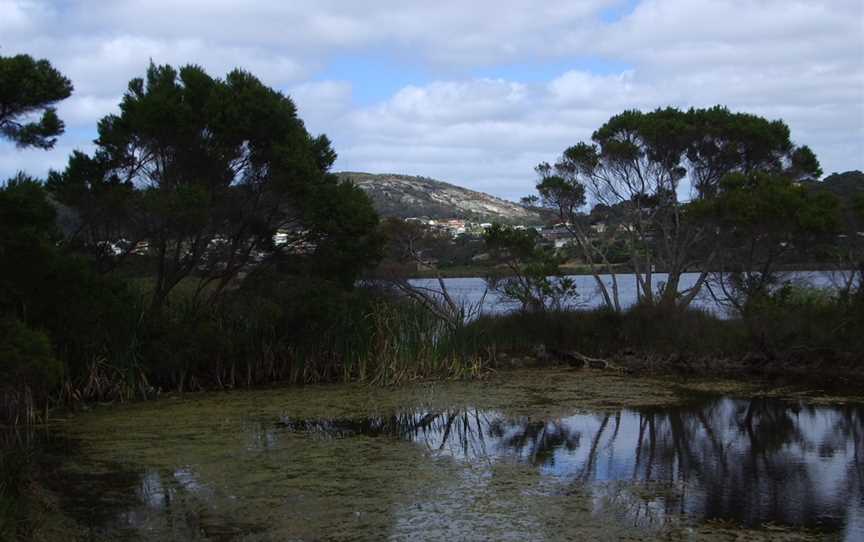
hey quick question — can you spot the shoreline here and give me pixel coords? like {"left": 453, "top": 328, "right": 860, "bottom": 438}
{"left": 403, "top": 264, "right": 852, "bottom": 279}
{"left": 27, "top": 352, "right": 864, "bottom": 425}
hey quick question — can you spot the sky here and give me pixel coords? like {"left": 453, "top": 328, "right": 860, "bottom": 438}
{"left": 2, "top": 0, "right": 863, "bottom": 201}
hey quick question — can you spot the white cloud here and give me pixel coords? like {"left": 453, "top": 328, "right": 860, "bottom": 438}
{"left": 1, "top": 0, "right": 861, "bottom": 198}
{"left": 0, "top": 140, "right": 93, "bottom": 180}
{"left": 67, "top": 0, "right": 615, "bottom": 63}
{"left": 56, "top": 95, "right": 121, "bottom": 127}
{"left": 383, "top": 80, "right": 530, "bottom": 123}
{"left": 289, "top": 80, "right": 354, "bottom": 135}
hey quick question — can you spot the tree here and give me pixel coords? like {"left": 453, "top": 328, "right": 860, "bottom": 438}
{"left": 1, "top": 174, "right": 139, "bottom": 343}
{"left": 806, "top": 171, "right": 864, "bottom": 297}
{"left": 0, "top": 176, "right": 62, "bottom": 423}
{"left": 49, "top": 63, "right": 380, "bottom": 313}
{"left": 520, "top": 194, "right": 540, "bottom": 208}
{"left": 852, "top": 193, "right": 864, "bottom": 294}
{"left": 694, "top": 171, "right": 839, "bottom": 314}
{"left": 0, "top": 54, "right": 73, "bottom": 149}
{"left": 0, "top": 174, "right": 59, "bottom": 318}
{"left": 483, "top": 224, "right": 577, "bottom": 312}
{"left": 377, "top": 218, "right": 479, "bottom": 329}
{"left": 0, "top": 54, "right": 73, "bottom": 423}
{"left": 534, "top": 164, "right": 623, "bottom": 311}
{"left": 534, "top": 106, "right": 821, "bottom": 310}
{"left": 0, "top": 176, "right": 139, "bottom": 421}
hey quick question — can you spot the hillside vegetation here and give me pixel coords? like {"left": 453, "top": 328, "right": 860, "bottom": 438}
{"left": 339, "top": 171, "right": 544, "bottom": 224}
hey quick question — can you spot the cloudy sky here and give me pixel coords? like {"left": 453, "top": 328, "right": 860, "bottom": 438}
{"left": 2, "top": 0, "right": 863, "bottom": 200}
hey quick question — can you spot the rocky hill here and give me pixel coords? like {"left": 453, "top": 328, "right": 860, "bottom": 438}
{"left": 337, "top": 172, "right": 543, "bottom": 224}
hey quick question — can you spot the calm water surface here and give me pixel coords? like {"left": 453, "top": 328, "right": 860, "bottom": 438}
{"left": 45, "top": 371, "right": 864, "bottom": 541}
{"left": 411, "top": 271, "right": 847, "bottom": 315}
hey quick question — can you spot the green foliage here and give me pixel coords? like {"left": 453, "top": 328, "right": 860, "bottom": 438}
{"left": 854, "top": 193, "right": 864, "bottom": 219}
{"left": 0, "top": 178, "right": 62, "bottom": 423}
{"left": 0, "top": 60, "right": 387, "bottom": 424}
{"left": 619, "top": 304, "right": 742, "bottom": 356}
{"left": 483, "top": 224, "right": 577, "bottom": 311}
{"left": 530, "top": 105, "right": 828, "bottom": 310}
{"left": 130, "top": 275, "right": 487, "bottom": 390}
{"left": 469, "top": 309, "right": 621, "bottom": 356}
{"left": 694, "top": 172, "right": 840, "bottom": 308}
{"left": 50, "top": 63, "right": 381, "bottom": 310}
{"left": 0, "top": 430, "right": 35, "bottom": 540}
{"left": 563, "top": 106, "right": 819, "bottom": 198}
{"left": 378, "top": 217, "right": 447, "bottom": 275}
{"left": 565, "top": 105, "right": 821, "bottom": 203}
{"left": 711, "top": 172, "right": 838, "bottom": 234}
{"left": 805, "top": 171, "right": 864, "bottom": 292}
{"left": 468, "top": 305, "right": 743, "bottom": 360}
{"left": 0, "top": 175, "right": 59, "bottom": 316}
{"left": 789, "top": 146, "right": 821, "bottom": 180}
{"left": 466, "top": 289, "right": 863, "bottom": 367}
{"left": 520, "top": 194, "right": 540, "bottom": 207}
{"left": 0, "top": 54, "right": 73, "bottom": 149}
{"left": 534, "top": 165, "right": 586, "bottom": 215}
{"left": 0, "top": 317, "right": 61, "bottom": 396}
{"left": 300, "top": 178, "right": 384, "bottom": 287}
{"left": 739, "top": 284, "right": 864, "bottom": 357}
{"left": 0, "top": 176, "right": 145, "bottom": 419}
{"left": 377, "top": 217, "right": 489, "bottom": 271}
{"left": 813, "top": 170, "right": 864, "bottom": 206}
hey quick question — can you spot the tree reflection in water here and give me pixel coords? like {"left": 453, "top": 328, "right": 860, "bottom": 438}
{"left": 278, "top": 397, "right": 863, "bottom": 534}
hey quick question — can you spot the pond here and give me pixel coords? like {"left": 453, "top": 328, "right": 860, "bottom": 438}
{"left": 43, "top": 370, "right": 863, "bottom": 540}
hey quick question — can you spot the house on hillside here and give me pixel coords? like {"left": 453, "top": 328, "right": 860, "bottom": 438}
{"left": 541, "top": 225, "right": 575, "bottom": 248}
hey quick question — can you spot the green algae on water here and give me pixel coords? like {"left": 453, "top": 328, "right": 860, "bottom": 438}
{"left": 38, "top": 369, "right": 862, "bottom": 541}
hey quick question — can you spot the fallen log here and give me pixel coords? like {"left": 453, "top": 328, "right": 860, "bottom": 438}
{"left": 568, "top": 351, "right": 612, "bottom": 370}
{"left": 545, "top": 347, "right": 617, "bottom": 370}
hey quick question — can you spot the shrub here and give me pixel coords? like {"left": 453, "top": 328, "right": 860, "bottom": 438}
{"left": 742, "top": 284, "right": 864, "bottom": 357}
{"left": 0, "top": 318, "right": 61, "bottom": 424}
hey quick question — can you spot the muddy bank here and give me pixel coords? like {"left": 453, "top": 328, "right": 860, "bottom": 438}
{"left": 497, "top": 348, "right": 864, "bottom": 398}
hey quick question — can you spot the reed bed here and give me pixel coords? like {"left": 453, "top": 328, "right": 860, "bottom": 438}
{"left": 2, "top": 294, "right": 493, "bottom": 427}
{"left": 5, "top": 283, "right": 863, "bottom": 427}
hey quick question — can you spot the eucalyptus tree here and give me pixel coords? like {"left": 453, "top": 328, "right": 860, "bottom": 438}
{"left": 0, "top": 54, "right": 73, "bottom": 149}
{"left": 483, "top": 224, "right": 577, "bottom": 312}
{"left": 809, "top": 171, "right": 864, "bottom": 298}
{"left": 535, "top": 106, "right": 821, "bottom": 310}
{"left": 693, "top": 171, "right": 839, "bottom": 314}
{"left": 377, "top": 218, "right": 478, "bottom": 329}
{"left": 534, "top": 163, "right": 623, "bottom": 310}
{"left": 49, "top": 63, "right": 380, "bottom": 313}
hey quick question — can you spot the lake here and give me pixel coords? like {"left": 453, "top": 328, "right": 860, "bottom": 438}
{"left": 410, "top": 271, "right": 848, "bottom": 316}
{"left": 39, "top": 369, "right": 863, "bottom": 540}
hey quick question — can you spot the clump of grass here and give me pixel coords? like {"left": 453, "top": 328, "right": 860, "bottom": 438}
{"left": 739, "top": 284, "right": 864, "bottom": 358}
{"left": 276, "top": 298, "right": 490, "bottom": 386}
{"left": 115, "top": 288, "right": 493, "bottom": 393}
{"left": 465, "top": 304, "right": 747, "bottom": 361}
{"left": 0, "top": 429, "right": 41, "bottom": 540}
{"left": 341, "top": 300, "right": 491, "bottom": 384}
{"left": 467, "top": 308, "right": 624, "bottom": 357}
{"left": 619, "top": 304, "right": 744, "bottom": 357}
{"left": 0, "top": 387, "right": 40, "bottom": 427}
